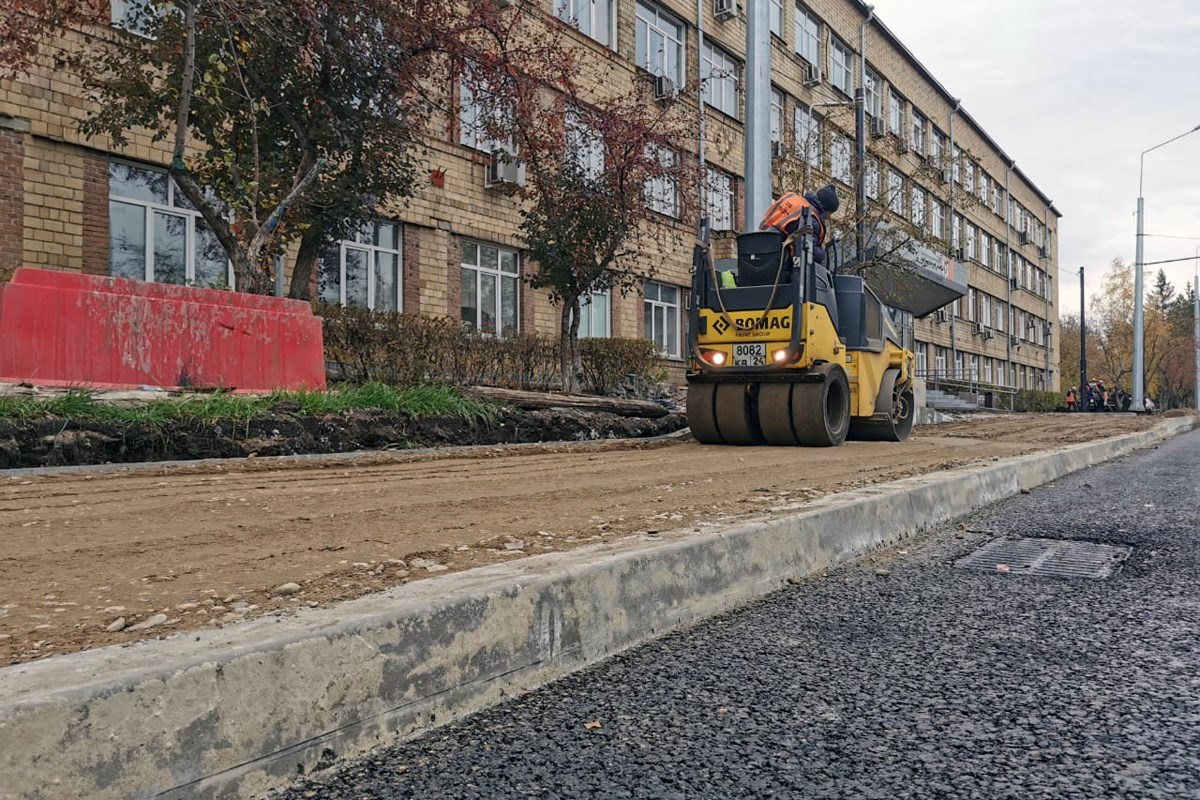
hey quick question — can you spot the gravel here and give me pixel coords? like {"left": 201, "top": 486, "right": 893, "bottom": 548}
{"left": 275, "top": 429, "right": 1200, "bottom": 800}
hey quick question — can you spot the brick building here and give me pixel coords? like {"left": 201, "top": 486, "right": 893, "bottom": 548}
{"left": 0, "top": 0, "right": 1061, "bottom": 392}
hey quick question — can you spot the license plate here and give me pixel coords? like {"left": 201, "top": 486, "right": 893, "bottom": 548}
{"left": 732, "top": 343, "right": 766, "bottom": 366}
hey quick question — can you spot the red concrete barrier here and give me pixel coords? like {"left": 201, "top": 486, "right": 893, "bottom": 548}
{"left": 0, "top": 267, "right": 326, "bottom": 391}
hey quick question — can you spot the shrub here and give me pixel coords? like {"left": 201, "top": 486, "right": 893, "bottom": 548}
{"left": 1012, "top": 389, "right": 1063, "bottom": 413}
{"left": 316, "top": 304, "right": 667, "bottom": 395}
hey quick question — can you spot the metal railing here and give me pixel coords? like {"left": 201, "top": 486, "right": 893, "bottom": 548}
{"left": 916, "top": 368, "right": 1020, "bottom": 410}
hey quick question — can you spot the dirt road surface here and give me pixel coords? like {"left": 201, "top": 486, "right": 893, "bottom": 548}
{"left": 0, "top": 414, "right": 1162, "bottom": 665}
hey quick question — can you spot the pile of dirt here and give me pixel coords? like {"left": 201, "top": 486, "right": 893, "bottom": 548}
{"left": 0, "top": 407, "right": 686, "bottom": 469}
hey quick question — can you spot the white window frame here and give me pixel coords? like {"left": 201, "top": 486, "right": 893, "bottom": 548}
{"left": 575, "top": 289, "right": 611, "bottom": 339}
{"left": 644, "top": 144, "right": 680, "bottom": 218}
{"left": 831, "top": 136, "right": 852, "bottom": 184}
{"left": 888, "top": 90, "right": 903, "bottom": 136}
{"left": 794, "top": 105, "right": 822, "bottom": 169}
{"left": 566, "top": 109, "right": 605, "bottom": 181}
{"left": 980, "top": 232, "right": 991, "bottom": 267}
{"left": 770, "top": 88, "right": 785, "bottom": 144}
{"left": 644, "top": 281, "right": 681, "bottom": 358}
{"left": 981, "top": 292, "right": 992, "bottom": 327}
{"left": 320, "top": 221, "right": 404, "bottom": 312}
{"left": 461, "top": 240, "right": 520, "bottom": 336}
{"left": 966, "top": 223, "right": 977, "bottom": 260}
{"left": 108, "top": 160, "right": 233, "bottom": 288}
{"left": 554, "top": 0, "right": 617, "bottom": 48}
{"left": 706, "top": 167, "right": 735, "bottom": 232}
{"left": 951, "top": 213, "right": 962, "bottom": 249}
{"left": 829, "top": 37, "right": 853, "bottom": 96}
{"left": 864, "top": 68, "right": 882, "bottom": 119}
{"left": 770, "top": 0, "right": 784, "bottom": 37}
{"left": 635, "top": 1, "right": 685, "bottom": 85}
{"left": 887, "top": 170, "right": 904, "bottom": 216}
{"left": 701, "top": 40, "right": 740, "bottom": 119}
{"left": 910, "top": 111, "right": 926, "bottom": 156}
{"left": 459, "top": 75, "right": 513, "bottom": 154}
{"left": 930, "top": 199, "right": 945, "bottom": 239}
{"left": 910, "top": 186, "right": 926, "bottom": 229}
{"left": 794, "top": 3, "right": 821, "bottom": 65}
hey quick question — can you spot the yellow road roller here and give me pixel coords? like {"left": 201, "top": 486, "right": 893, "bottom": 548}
{"left": 686, "top": 213, "right": 915, "bottom": 447}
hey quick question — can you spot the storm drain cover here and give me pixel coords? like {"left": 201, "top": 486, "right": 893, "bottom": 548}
{"left": 957, "top": 537, "right": 1132, "bottom": 579}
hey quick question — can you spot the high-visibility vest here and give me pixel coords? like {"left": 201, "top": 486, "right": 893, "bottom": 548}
{"left": 758, "top": 192, "right": 826, "bottom": 244}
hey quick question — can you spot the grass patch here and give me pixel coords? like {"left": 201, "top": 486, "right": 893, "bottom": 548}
{"left": 0, "top": 383, "right": 502, "bottom": 426}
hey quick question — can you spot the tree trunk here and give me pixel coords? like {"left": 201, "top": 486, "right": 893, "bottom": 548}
{"left": 289, "top": 224, "right": 325, "bottom": 300}
{"left": 559, "top": 298, "right": 576, "bottom": 393}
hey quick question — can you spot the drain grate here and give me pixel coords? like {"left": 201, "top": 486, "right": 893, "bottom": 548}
{"left": 957, "top": 537, "right": 1132, "bottom": 579}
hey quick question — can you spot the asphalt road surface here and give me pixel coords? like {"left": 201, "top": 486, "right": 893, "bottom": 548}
{"left": 276, "top": 429, "right": 1200, "bottom": 800}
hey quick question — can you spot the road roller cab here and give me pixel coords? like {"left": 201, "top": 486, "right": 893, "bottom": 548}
{"left": 686, "top": 216, "right": 915, "bottom": 447}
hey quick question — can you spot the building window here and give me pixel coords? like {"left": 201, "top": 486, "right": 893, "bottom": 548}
{"left": 770, "top": 88, "right": 785, "bottom": 144}
{"left": 644, "top": 281, "right": 680, "bottom": 357}
{"left": 984, "top": 358, "right": 994, "bottom": 384}
{"left": 915, "top": 345, "right": 927, "bottom": 375}
{"left": 980, "top": 232, "right": 991, "bottom": 267}
{"left": 645, "top": 145, "right": 680, "bottom": 218}
{"left": 964, "top": 160, "right": 976, "bottom": 193}
{"left": 995, "top": 239, "right": 1004, "bottom": 270}
{"left": 831, "top": 136, "right": 852, "bottom": 184}
{"left": 566, "top": 109, "right": 605, "bottom": 181}
{"left": 992, "top": 184, "right": 1003, "bottom": 216}
{"left": 977, "top": 171, "right": 989, "bottom": 203}
{"left": 794, "top": 4, "right": 820, "bottom": 65}
{"left": 794, "top": 105, "right": 822, "bottom": 168}
{"left": 461, "top": 240, "right": 519, "bottom": 335}
{"left": 952, "top": 145, "right": 961, "bottom": 183}
{"left": 555, "top": 0, "right": 615, "bottom": 48}
{"left": 864, "top": 68, "right": 882, "bottom": 118}
{"left": 932, "top": 128, "right": 946, "bottom": 165}
{"left": 829, "top": 37, "right": 853, "bottom": 95}
{"left": 910, "top": 111, "right": 926, "bottom": 156}
{"left": 966, "top": 223, "right": 977, "bottom": 260}
{"left": 706, "top": 167, "right": 734, "bottom": 232}
{"left": 701, "top": 41, "right": 739, "bottom": 118}
{"left": 967, "top": 289, "right": 977, "bottom": 323}
{"left": 930, "top": 198, "right": 945, "bottom": 239}
{"left": 887, "top": 170, "right": 904, "bottom": 216}
{"left": 981, "top": 292, "right": 992, "bottom": 327}
{"left": 995, "top": 299, "right": 1005, "bottom": 332}
{"left": 970, "top": 353, "right": 979, "bottom": 381}
{"left": 575, "top": 290, "right": 611, "bottom": 338}
{"left": 951, "top": 213, "right": 962, "bottom": 249}
{"left": 865, "top": 157, "right": 880, "bottom": 200}
{"left": 910, "top": 186, "right": 926, "bottom": 229}
{"left": 635, "top": 1, "right": 685, "bottom": 85}
{"left": 108, "top": 161, "right": 231, "bottom": 288}
{"left": 459, "top": 76, "right": 511, "bottom": 154}
{"left": 770, "top": 0, "right": 783, "bottom": 37}
{"left": 935, "top": 347, "right": 947, "bottom": 377}
{"left": 111, "top": 0, "right": 155, "bottom": 35}
{"left": 319, "top": 221, "right": 403, "bottom": 312}
{"left": 888, "top": 89, "right": 903, "bottom": 136}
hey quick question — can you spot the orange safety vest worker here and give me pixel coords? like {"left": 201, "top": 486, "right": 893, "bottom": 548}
{"left": 758, "top": 192, "right": 827, "bottom": 245}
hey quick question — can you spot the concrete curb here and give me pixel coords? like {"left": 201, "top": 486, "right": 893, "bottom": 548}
{"left": 1, "top": 418, "right": 1194, "bottom": 800}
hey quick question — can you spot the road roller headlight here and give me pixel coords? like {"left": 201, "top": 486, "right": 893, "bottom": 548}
{"left": 773, "top": 349, "right": 789, "bottom": 363}
{"left": 700, "top": 349, "right": 726, "bottom": 366}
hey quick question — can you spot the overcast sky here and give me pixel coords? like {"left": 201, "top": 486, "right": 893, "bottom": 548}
{"left": 872, "top": 0, "right": 1200, "bottom": 316}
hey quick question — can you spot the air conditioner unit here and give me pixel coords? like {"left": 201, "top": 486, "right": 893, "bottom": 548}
{"left": 938, "top": 168, "right": 950, "bottom": 184}
{"left": 934, "top": 308, "right": 948, "bottom": 323}
{"left": 485, "top": 151, "right": 526, "bottom": 188}
{"left": 1038, "top": 245, "right": 1048, "bottom": 258}
{"left": 870, "top": 118, "right": 885, "bottom": 139}
{"left": 803, "top": 64, "right": 823, "bottom": 87}
{"left": 1019, "top": 230, "right": 1031, "bottom": 245}
{"left": 973, "top": 322, "right": 986, "bottom": 336}
{"left": 1010, "top": 334, "right": 1020, "bottom": 347}
{"left": 953, "top": 247, "right": 965, "bottom": 261}
{"left": 897, "top": 137, "right": 910, "bottom": 154}
{"left": 654, "top": 74, "right": 676, "bottom": 102}
{"left": 714, "top": 0, "right": 738, "bottom": 20}
{"left": 770, "top": 140, "right": 785, "bottom": 159}
{"left": 983, "top": 329, "right": 995, "bottom": 340}
{"left": 1009, "top": 276, "right": 1020, "bottom": 289}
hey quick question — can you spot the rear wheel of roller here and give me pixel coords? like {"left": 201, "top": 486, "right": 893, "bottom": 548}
{"left": 714, "top": 382, "right": 764, "bottom": 445}
{"left": 757, "top": 383, "right": 799, "bottom": 445}
{"left": 686, "top": 382, "right": 723, "bottom": 444}
{"left": 792, "top": 364, "right": 850, "bottom": 447}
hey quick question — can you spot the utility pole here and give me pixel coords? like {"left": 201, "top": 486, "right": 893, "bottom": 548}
{"left": 856, "top": 6, "right": 874, "bottom": 262}
{"left": 743, "top": 0, "right": 771, "bottom": 229}
{"left": 1194, "top": 272, "right": 1199, "bottom": 411}
{"left": 1079, "top": 267, "right": 1086, "bottom": 392}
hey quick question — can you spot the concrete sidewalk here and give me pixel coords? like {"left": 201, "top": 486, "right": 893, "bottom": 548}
{"left": 1, "top": 417, "right": 1193, "bottom": 800}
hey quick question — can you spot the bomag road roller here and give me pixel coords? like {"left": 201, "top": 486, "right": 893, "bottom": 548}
{"left": 686, "top": 206, "right": 915, "bottom": 447}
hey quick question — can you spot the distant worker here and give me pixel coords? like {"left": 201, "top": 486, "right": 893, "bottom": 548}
{"left": 1066, "top": 386, "right": 1076, "bottom": 411}
{"left": 1144, "top": 395, "right": 1156, "bottom": 413}
{"left": 759, "top": 185, "right": 840, "bottom": 267}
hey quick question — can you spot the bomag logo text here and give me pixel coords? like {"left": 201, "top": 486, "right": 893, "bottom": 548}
{"left": 734, "top": 316, "right": 791, "bottom": 331}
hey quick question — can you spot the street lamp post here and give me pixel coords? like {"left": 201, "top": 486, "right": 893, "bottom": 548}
{"left": 1133, "top": 124, "right": 1200, "bottom": 411}
{"left": 1079, "top": 267, "right": 1086, "bottom": 393}
{"left": 1194, "top": 246, "right": 1199, "bottom": 411}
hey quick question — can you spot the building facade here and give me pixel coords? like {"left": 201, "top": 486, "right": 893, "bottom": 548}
{"left": 0, "top": 0, "right": 1061, "bottom": 391}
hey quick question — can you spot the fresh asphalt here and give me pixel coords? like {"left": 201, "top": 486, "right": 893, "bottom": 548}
{"left": 276, "top": 428, "right": 1200, "bottom": 800}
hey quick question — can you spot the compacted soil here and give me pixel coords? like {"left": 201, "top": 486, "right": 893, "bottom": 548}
{"left": 0, "top": 413, "right": 1164, "bottom": 665}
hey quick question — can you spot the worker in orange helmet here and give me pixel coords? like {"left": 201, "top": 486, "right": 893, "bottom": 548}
{"left": 758, "top": 184, "right": 840, "bottom": 267}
